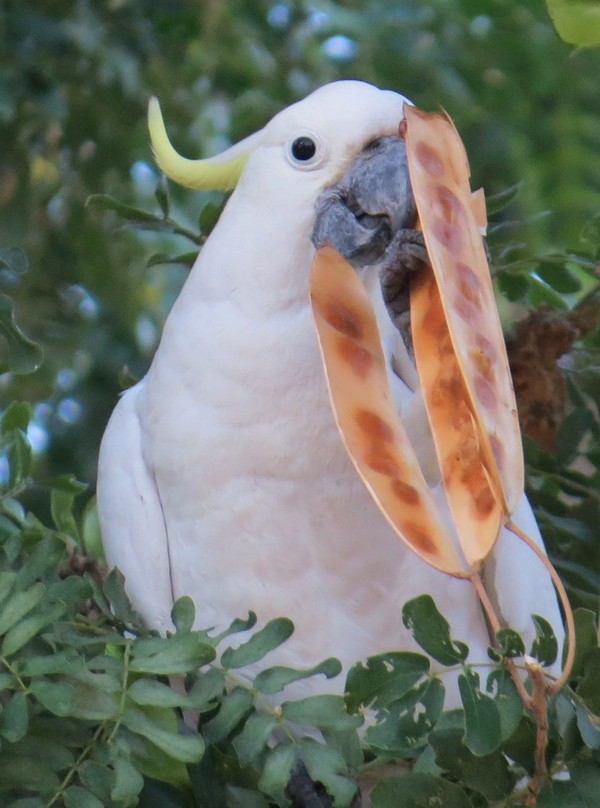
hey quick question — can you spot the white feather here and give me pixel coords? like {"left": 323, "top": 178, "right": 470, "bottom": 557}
{"left": 97, "top": 81, "right": 564, "bottom": 704}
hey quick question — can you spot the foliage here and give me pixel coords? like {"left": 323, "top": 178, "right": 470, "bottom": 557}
{"left": 546, "top": 0, "right": 600, "bottom": 47}
{"left": 0, "top": 412, "right": 599, "bottom": 807}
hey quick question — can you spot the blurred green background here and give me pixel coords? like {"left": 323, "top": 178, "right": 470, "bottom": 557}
{"left": 0, "top": 1, "right": 599, "bottom": 597}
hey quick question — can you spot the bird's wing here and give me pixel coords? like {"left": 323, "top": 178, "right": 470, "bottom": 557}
{"left": 97, "top": 381, "right": 174, "bottom": 632}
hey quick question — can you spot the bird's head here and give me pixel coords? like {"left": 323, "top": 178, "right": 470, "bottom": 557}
{"left": 149, "top": 80, "right": 414, "bottom": 263}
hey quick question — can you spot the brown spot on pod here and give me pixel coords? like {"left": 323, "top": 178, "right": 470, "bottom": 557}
{"left": 473, "top": 484, "right": 496, "bottom": 519}
{"left": 355, "top": 409, "right": 394, "bottom": 443}
{"left": 364, "top": 448, "right": 400, "bottom": 477}
{"left": 431, "top": 217, "right": 463, "bottom": 253}
{"left": 336, "top": 336, "right": 373, "bottom": 378}
{"left": 404, "top": 522, "right": 437, "bottom": 554}
{"left": 471, "top": 348, "right": 495, "bottom": 384}
{"left": 435, "top": 184, "right": 464, "bottom": 222}
{"left": 391, "top": 478, "right": 421, "bottom": 506}
{"left": 474, "top": 373, "right": 498, "bottom": 411}
{"left": 322, "top": 298, "right": 364, "bottom": 339}
{"left": 415, "top": 140, "right": 444, "bottom": 176}
{"left": 456, "top": 262, "right": 482, "bottom": 304}
{"left": 422, "top": 299, "right": 445, "bottom": 338}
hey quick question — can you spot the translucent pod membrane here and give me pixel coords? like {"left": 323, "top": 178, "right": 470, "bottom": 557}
{"left": 310, "top": 106, "right": 525, "bottom": 575}
{"left": 404, "top": 105, "right": 523, "bottom": 524}
{"left": 310, "top": 245, "right": 469, "bottom": 577}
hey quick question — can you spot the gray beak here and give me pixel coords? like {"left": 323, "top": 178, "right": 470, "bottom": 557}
{"left": 311, "top": 136, "right": 417, "bottom": 268}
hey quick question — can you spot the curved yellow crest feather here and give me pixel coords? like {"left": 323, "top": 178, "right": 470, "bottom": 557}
{"left": 148, "top": 97, "right": 261, "bottom": 191}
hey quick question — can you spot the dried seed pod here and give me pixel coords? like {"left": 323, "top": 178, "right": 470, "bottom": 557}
{"left": 310, "top": 245, "right": 468, "bottom": 577}
{"left": 405, "top": 105, "right": 523, "bottom": 519}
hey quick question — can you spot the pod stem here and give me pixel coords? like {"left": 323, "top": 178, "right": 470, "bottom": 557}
{"left": 470, "top": 567, "right": 533, "bottom": 709}
{"left": 506, "top": 520, "right": 575, "bottom": 694}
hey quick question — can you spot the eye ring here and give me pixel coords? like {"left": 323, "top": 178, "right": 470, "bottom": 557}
{"left": 285, "top": 132, "right": 327, "bottom": 170}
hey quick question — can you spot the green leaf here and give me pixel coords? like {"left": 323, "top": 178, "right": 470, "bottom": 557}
{"left": 111, "top": 756, "right": 145, "bottom": 802}
{"left": 127, "top": 678, "right": 197, "bottom": 709}
{"left": 488, "top": 628, "right": 525, "bottom": 661}
{"left": 577, "top": 647, "right": 600, "bottom": 714}
{"left": 50, "top": 476, "right": 86, "bottom": 539}
{"left": 575, "top": 700, "right": 600, "bottom": 749}
{"left": 186, "top": 667, "right": 226, "bottom": 710}
{"left": 371, "top": 773, "right": 470, "bottom": 808}
{"left": 0, "top": 581, "right": 46, "bottom": 635}
{"left": 570, "top": 608, "right": 599, "bottom": 677}
{"left": 1, "top": 603, "right": 66, "bottom": 656}
{"left": 322, "top": 728, "right": 364, "bottom": 771}
{"left": 232, "top": 713, "right": 278, "bottom": 765}
{"left": 502, "top": 714, "right": 541, "bottom": 773}
{"left": 365, "top": 678, "right": 444, "bottom": 756}
{"left": 486, "top": 669, "right": 524, "bottom": 741}
{"left": 430, "top": 725, "right": 516, "bottom": 800}
{"left": 7, "top": 798, "right": 45, "bottom": 808}
{"left": 206, "top": 611, "right": 257, "bottom": 646}
{"left": 281, "top": 695, "right": 362, "bottom": 732}
{"left": 0, "top": 430, "right": 32, "bottom": 491}
{"left": 87, "top": 194, "right": 162, "bottom": 223}
{"left": 63, "top": 785, "right": 105, "bottom": 808}
{"left": 0, "top": 293, "right": 44, "bottom": 375}
{"left": 226, "top": 786, "right": 270, "bottom": 808}
{"left": 0, "top": 570, "right": 17, "bottom": 605}
{"left": 254, "top": 657, "right": 342, "bottom": 695}
{"left": 221, "top": 617, "right": 294, "bottom": 668}
{"left": 199, "top": 200, "right": 224, "bottom": 236}
{"left": 146, "top": 251, "right": 197, "bottom": 269}
{"left": 401, "top": 595, "right": 468, "bottom": 665}
{"left": 102, "top": 568, "right": 139, "bottom": 624}
{"left": 556, "top": 409, "right": 598, "bottom": 467}
{"left": 299, "top": 736, "right": 357, "bottom": 807}
{"left": 30, "top": 679, "right": 75, "bottom": 716}
{"left": 15, "top": 537, "right": 63, "bottom": 589}
{"left": 130, "top": 632, "right": 215, "bottom": 674}
{"left": 202, "top": 687, "right": 255, "bottom": 744}
{"left": 257, "top": 744, "right": 296, "bottom": 804}
{"left": 123, "top": 707, "right": 205, "bottom": 762}
{"left": 570, "top": 759, "right": 600, "bottom": 807}
{"left": 531, "top": 614, "right": 559, "bottom": 666}
{"left": 537, "top": 780, "right": 586, "bottom": 807}
{"left": 171, "top": 596, "right": 195, "bottom": 633}
{"left": 0, "top": 691, "right": 29, "bottom": 742}
{"left": 68, "top": 674, "right": 120, "bottom": 720}
{"left": 546, "top": 0, "right": 600, "bottom": 47}
{"left": 0, "top": 401, "right": 32, "bottom": 433}
{"left": 345, "top": 652, "right": 429, "bottom": 713}
{"left": 79, "top": 760, "right": 115, "bottom": 803}
{"left": 459, "top": 668, "right": 502, "bottom": 756}
{"left": 81, "top": 497, "right": 104, "bottom": 560}
{"left": 6, "top": 734, "right": 74, "bottom": 770}
{"left": 0, "top": 756, "right": 59, "bottom": 793}
{"left": 155, "top": 175, "right": 170, "bottom": 217}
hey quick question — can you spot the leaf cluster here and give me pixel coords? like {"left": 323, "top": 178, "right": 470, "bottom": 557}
{"left": 1, "top": 405, "right": 599, "bottom": 807}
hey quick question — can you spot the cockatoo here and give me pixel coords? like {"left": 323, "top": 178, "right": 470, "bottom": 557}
{"left": 97, "top": 81, "right": 563, "bottom": 707}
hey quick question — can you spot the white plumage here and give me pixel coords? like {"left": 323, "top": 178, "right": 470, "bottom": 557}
{"left": 97, "top": 81, "right": 563, "bottom": 703}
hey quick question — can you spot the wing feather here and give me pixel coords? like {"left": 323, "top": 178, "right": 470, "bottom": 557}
{"left": 97, "top": 381, "right": 174, "bottom": 632}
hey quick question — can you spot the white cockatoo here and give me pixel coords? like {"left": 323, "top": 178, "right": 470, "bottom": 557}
{"left": 97, "top": 81, "right": 563, "bottom": 706}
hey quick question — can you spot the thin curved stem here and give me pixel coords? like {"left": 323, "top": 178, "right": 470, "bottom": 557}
{"left": 506, "top": 520, "right": 576, "bottom": 694}
{"left": 469, "top": 567, "right": 533, "bottom": 709}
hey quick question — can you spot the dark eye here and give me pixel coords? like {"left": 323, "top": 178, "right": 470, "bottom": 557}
{"left": 291, "top": 136, "right": 317, "bottom": 161}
